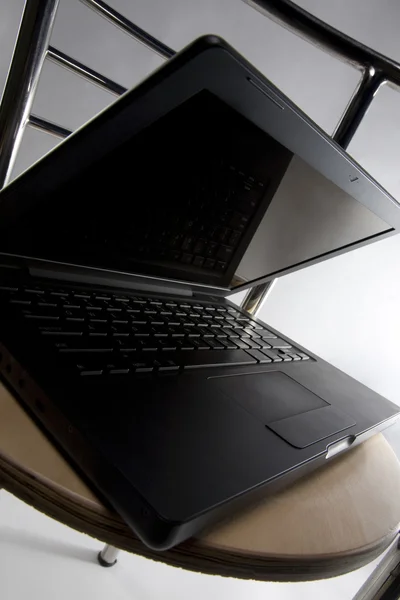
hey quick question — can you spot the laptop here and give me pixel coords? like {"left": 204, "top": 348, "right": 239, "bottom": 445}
{"left": 0, "top": 35, "right": 399, "bottom": 551}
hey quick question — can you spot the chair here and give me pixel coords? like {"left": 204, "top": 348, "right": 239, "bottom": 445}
{"left": 0, "top": 0, "right": 400, "bottom": 586}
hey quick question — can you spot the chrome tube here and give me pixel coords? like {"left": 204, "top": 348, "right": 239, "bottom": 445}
{"left": 333, "top": 68, "right": 386, "bottom": 150}
{"left": 0, "top": 0, "right": 60, "bottom": 189}
{"left": 240, "top": 280, "right": 276, "bottom": 315}
{"left": 79, "top": 0, "right": 175, "bottom": 59}
{"left": 244, "top": 0, "right": 400, "bottom": 85}
{"left": 97, "top": 544, "right": 119, "bottom": 567}
{"left": 28, "top": 115, "right": 72, "bottom": 139}
{"left": 47, "top": 46, "right": 127, "bottom": 96}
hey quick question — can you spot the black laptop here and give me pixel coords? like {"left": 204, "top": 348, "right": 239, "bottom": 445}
{"left": 0, "top": 36, "right": 399, "bottom": 550}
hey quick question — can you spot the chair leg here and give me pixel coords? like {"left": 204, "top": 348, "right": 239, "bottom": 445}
{"left": 97, "top": 544, "right": 119, "bottom": 567}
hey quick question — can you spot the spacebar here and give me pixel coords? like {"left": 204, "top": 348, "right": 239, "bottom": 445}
{"left": 182, "top": 350, "right": 256, "bottom": 369}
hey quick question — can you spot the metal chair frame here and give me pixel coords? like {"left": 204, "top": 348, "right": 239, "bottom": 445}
{"left": 1, "top": 0, "right": 400, "bottom": 574}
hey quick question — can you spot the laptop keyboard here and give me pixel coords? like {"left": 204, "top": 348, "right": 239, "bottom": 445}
{"left": 0, "top": 284, "right": 310, "bottom": 377}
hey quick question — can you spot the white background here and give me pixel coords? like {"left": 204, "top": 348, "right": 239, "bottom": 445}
{"left": 1, "top": 0, "right": 400, "bottom": 598}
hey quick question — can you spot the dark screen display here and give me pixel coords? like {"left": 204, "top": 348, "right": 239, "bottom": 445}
{"left": 0, "top": 91, "right": 391, "bottom": 290}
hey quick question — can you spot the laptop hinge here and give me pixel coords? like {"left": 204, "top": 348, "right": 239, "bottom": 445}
{"left": 29, "top": 264, "right": 194, "bottom": 297}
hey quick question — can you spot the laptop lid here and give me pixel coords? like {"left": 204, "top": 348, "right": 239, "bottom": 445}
{"left": 0, "top": 36, "right": 399, "bottom": 296}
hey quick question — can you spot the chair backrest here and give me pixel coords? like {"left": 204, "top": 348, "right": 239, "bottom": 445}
{"left": 0, "top": 0, "right": 175, "bottom": 191}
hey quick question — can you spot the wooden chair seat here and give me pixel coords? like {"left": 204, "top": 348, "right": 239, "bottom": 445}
{"left": 1, "top": 382, "right": 400, "bottom": 582}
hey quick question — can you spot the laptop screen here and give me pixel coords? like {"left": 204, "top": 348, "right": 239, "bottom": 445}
{"left": 0, "top": 90, "right": 392, "bottom": 291}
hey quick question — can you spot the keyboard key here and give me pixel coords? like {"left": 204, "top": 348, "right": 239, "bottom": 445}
{"left": 183, "top": 350, "right": 256, "bottom": 370}
{"left": 41, "top": 330, "right": 83, "bottom": 337}
{"left": 239, "top": 328, "right": 250, "bottom": 338}
{"left": 10, "top": 299, "right": 31, "bottom": 305}
{"left": 193, "top": 239, "right": 206, "bottom": 254}
{"left": 215, "top": 330, "right": 228, "bottom": 338}
{"left": 157, "top": 360, "right": 179, "bottom": 373}
{"left": 257, "top": 339, "right": 272, "bottom": 349}
{"left": 204, "top": 242, "right": 218, "bottom": 257}
{"left": 287, "top": 352, "right": 301, "bottom": 361}
{"left": 245, "top": 349, "right": 272, "bottom": 363}
{"left": 181, "top": 253, "right": 193, "bottom": 264}
{"left": 104, "top": 357, "right": 131, "bottom": 373}
{"left": 232, "top": 338, "right": 250, "bottom": 349}
{"left": 260, "top": 349, "right": 283, "bottom": 362}
{"left": 79, "top": 368, "right": 104, "bottom": 376}
{"left": 59, "top": 346, "right": 113, "bottom": 353}
{"left": 243, "top": 328, "right": 260, "bottom": 338}
{"left": 108, "top": 367, "right": 130, "bottom": 375}
{"left": 24, "top": 314, "right": 60, "bottom": 321}
{"left": 186, "top": 329, "right": 200, "bottom": 338}
{"left": 142, "top": 344, "right": 159, "bottom": 352}
{"left": 38, "top": 302, "right": 58, "bottom": 308}
{"left": 243, "top": 338, "right": 262, "bottom": 349}
{"left": 257, "top": 328, "right": 278, "bottom": 338}
{"left": 268, "top": 338, "right": 292, "bottom": 349}
{"left": 193, "top": 256, "right": 205, "bottom": 267}
{"left": 215, "top": 261, "right": 227, "bottom": 272}
{"left": 219, "top": 338, "right": 239, "bottom": 349}
{"left": 115, "top": 343, "right": 139, "bottom": 353}
{"left": 229, "top": 230, "right": 241, "bottom": 246}
{"left": 25, "top": 288, "right": 45, "bottom": 294}
{"left": 182, "top": 236, "right": 195, "bottom": 252}
{"left": 0, "top": 285, "right": 18, "bottom": 292}
{"left": 132, "top": 362, "right": 153, "bottom": 374}
{"left": 192, "top": 338, "right": 211, "bottom": 350}
{"left": 197, "top": 327, "right": 214, "bottom": 338}
{"left": 229, "top": 212, "right": 249, "bottom": 230}
{"left": 217, "top": 227, "right": 231, "bottom": 244}
{"left": 56, "top": 337, "right": 114, "bottom": 353}
{"left": 180, "top": 343, "right": 195, "bottom": 351}
{"left": 276, "top": 352, "right": 293, "bottom": 362}
{"left": 223, "top": 327, "right": 238, "bottom": 337}
{"left": 216, "top": 245, "right": 234, "bottom": 262}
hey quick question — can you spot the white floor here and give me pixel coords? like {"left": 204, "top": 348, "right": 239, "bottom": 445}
{"left": 0, "top": 487, "right": 389, "bottom": 600}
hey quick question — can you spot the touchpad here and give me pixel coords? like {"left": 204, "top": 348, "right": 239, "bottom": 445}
{"left": 212, "top": 371, "right": 356, "bottom": 448}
